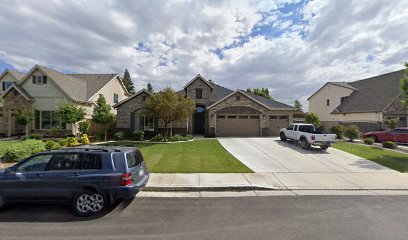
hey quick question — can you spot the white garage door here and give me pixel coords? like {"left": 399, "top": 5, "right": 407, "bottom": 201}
{"left": 269, "top": 115, "right": 289, "bottom": 136}
{"left": 216, "top": 115, "right": 260, "bottom": 137}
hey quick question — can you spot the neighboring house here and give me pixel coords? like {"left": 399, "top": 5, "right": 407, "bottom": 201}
{"left": 114, "top": 74, "right": 295, "bottom": 137}
{"left": 308, "top": 69, "right": 406, "bottom": 132}
{"left": 0, "top": 65, "right": 129, "bottom": 136}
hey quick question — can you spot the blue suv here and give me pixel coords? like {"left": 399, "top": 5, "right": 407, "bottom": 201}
{"left": 0, "top": 146, "right": 149, "bottom": 216}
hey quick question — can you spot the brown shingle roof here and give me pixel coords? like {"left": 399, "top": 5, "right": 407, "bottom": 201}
{"left": 68, "top": 73, "right": 117, "bottom": 99}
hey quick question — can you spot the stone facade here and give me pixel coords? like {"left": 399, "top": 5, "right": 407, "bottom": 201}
{"left": 2, "top": 88, "right": 33, "bottom": 136}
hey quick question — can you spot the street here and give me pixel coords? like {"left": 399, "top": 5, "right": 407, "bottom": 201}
{"left": 0, "top": 195, "right": 408, "bottom": 240}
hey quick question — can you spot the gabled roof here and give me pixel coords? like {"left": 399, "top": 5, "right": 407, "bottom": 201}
{"left": 0, "top": 69, "right": 25, "bottom": 82}
{"left": 332, "top": 69, "right": 405, "bottom": 114}
{"left": 68, "top": 73, "right": 125, "bottom": 99}
{"left": 183, "top": 74, "right": 214, "bottom": 90}
{"left": 307, "top": 82, "right": 358, "bottom": 100}
{"left": 113, "top": 89, "right": 151, "bottom": 108}
{"left": 1, "top": 83, "right": 33, "bottom": 101}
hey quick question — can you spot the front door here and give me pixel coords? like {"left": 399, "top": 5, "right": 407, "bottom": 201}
{"left": 194, "top": 106, "right": 205, "bottom": 134}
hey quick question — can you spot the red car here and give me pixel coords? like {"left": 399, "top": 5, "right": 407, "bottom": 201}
{"left": 363, "top": 127, "right": 408, "bottom": 143}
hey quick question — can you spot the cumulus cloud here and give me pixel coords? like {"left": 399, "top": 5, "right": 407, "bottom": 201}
{"left": 0, "top": 0, "right": 408, "bottom": 109}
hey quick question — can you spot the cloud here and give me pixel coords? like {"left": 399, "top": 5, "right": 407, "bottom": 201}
{"left": 1, "top": 0, "right": 408, "bottom": 109}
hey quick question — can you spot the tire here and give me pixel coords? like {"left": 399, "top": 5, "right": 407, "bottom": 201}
{"left": 72, "top": 190, "right": 106, "bottom": 217}
{"left": 367, "top": 135, "right": 378, "bottom": 142}
{"left": 320, "top": 145, "right": 329, "bottom": 150}
{"left": 280, "top": 132, "right": 287, "bottom": 141}
{"left": 300, "top": 138, "right": 310, "bottom": 149}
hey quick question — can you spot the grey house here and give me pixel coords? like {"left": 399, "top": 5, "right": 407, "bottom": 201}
{"left": 114, "top": 74, "right": 295, "bottom": 137}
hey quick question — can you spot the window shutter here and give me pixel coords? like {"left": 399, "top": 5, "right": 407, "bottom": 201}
{"left": 32, "top": 76, "right": 36, "bottom": 84}
{"left": 43, "top": 76, "right": 47, "bottom": 84}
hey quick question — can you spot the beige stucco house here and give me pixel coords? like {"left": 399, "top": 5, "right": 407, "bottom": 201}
{"left": 114, "top": 74, "right": 295, "bottom": 137}
{"left": 0, "top": 65, "right": 129, "bottom": 137}
{"left": 308, "top": 70, "right": 406, "bottom": 132}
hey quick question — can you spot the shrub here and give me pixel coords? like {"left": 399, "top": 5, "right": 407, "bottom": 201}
{"left": 383, "top": 141, "right": 397, "bottom": 149}
{"left": 59, "top": 138, "right": 68, "bottom": 146}
{"left": 29, "top": 133, "right": 43, "bottom": 140}
{"left": 133, "top": 130, "right": 144, "bottom": 141}
{"left": 1, "top": 140, "right": 46, "bottom": 162}
{"left": 48, "top": 128, "right": 66, "bottom": 138}
{"left": 44, "top": 140, "right": 62, "bottom": 150}
{"left": 344, "top": 125, "right": 361, "bottom": 142}
{"left": 78, "top": 121, "right": 90, "bottom": 135}
{"left": 330, "top": 124, "right": 345, "bottom": 139}
{"left": 169, "top": 134, "right": 194, "bottom": 142}
{"left": 305, "top": 113, "right": 321, "bottom": 127}
{"left": 113, "top": 131, "right": 126, "bottom": 141}
{"left": 150, "top": 134, "right": 164, "bottom": 142}
{"left": 20, "top": 135, "right": 29, "bottom": 140}
{"left": 79, "top": 134, "right": 90, "bottom": 145}
{"left": 65, "top": 137, "right": 79, "bottom": 147}
{"left": 364, "top": 137, "right": 375, "bottom": 145}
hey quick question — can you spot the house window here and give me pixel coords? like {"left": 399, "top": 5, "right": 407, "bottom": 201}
{"left": 196, "top": 89, "right": 203, "bottom": 99}
{"left": 32, "top": 76, "right": 47, "bottom": 84}
{"left": 35, "top": 110, "right": 63, "bottom": 130}
{"left": 142, "top": 96, "right": 147, "bottom": 101}
{"left": 1, "top": 81, "right": 12, "bottom": 92}
{"left": 141, "top": 116, "right": 154, "bottom": 131}
{"left": 114, "top": 93, "right": 119, "bottom": 104}
{"left": 326, "top": 99, "right": 330, "bottom": 106}
{"left": 235, "top": 96, "right": 241, "bottom": 101}
{"left": 341, "top": 96, "right": 348, "bottom": 103}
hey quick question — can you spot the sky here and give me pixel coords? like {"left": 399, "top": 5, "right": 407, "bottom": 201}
{"left": 1, "top": 0, "right": 408, "bottom": 110}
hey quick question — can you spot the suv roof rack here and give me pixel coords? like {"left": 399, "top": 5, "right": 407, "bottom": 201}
{"left": 58, "top": 148, "right": 110, "bottom": 152}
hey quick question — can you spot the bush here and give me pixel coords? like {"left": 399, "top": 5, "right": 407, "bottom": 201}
{"left": 169, "top": 134, "right": 194, "bottom": 142}
{"left": 78, "top": 121, "right": 90, "bottom": 135}
{"left": 79, "top": 134, "right": 90, "bottom": 145}
{"left": 44, "top": 140, "right": 62, "bottom": 150}
{"left": 344, "top": 125, "right": 361, "bottom": 142}
{"left": 150, "top": 134, "right": 164, "bottom": 142}
{"left": 383, "top": 141, "right": 397, "bottom": 149}
{"left": 305, "top": 113, "right": 321, "bottom": 127}
{"left": 20, "top": 135, "right": 29, "bottom": 140}
{"left": 59, "top": 138, "right": 68, "bottom": 146}
{"left": 133, "top": 130, "right": 144, "bottom": 141}
{"left": 330, "top": 124, "right": 345, "bottom": 139}
{"left": 29, "top": 133, "right": 43, "bottom": 140}
{"left": 48, "top": 128, "right": 66, "bottom": 138}
{"left": 364, "top": 137, "right": 375, "bottom": 145}
{"left": 1, "top": 140, "right": 46, "bottom": 162}
{"left": 113, "top": 131, "right": 126, "bottom": 141}
{"left": 65, "top": 137, "right": 79, "bottom": 147}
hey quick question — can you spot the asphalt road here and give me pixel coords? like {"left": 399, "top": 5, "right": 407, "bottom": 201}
{"left": 0, "top": 195, "right": 408, "bottom": 240}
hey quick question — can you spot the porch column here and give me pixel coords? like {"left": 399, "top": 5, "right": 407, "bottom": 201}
{"left": 7, "top": 111, "right": 12, "bottom": 137}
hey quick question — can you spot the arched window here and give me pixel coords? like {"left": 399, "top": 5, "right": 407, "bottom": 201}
{"left": 196, "top": 89, "right": 203, "bottom": 99}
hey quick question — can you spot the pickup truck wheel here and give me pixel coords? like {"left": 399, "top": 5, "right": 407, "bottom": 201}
{"left": 280, "top": 133, "right": 287, "bottom": 141}
{"left": 73, "top": 190, "right": 106, "bottom": 217}
{"left": 300, "top": 138, "right": 310, "bottom": 149}
{"left": 320, "top": 145, "right": 329, "bottom": 150}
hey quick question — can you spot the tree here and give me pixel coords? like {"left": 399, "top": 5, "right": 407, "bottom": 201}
{"left": 92, "top": 94, "right": 116, "bottom": 141}
{"left": 55, "top": 102, "right": 86, "bottom": 136}
{"left": 246, "top": 88, "right": 272, "bottom": 99}
{"left": 400, "top": 63, "right": 408, "bottom": 109}
{"left": 147, "top": 82, "right": 154, "bottom": 93}
{"left": 78, "top": 121, "right": 90, "bottom": 135}
{"left": 12, "top": 107, "right": 35, "bottom": 136}
{"left": 122, "top": 69, "right": 135, "bottom": 94}
{"left": 385, "top": 118, "right": 400, "bottom": 130}
{"left": 305, "top": 113, "right": 321, "bottom": 127}
{"left": 145, "top": 87, "right": 195, "bottom": 142}
{"left": 294, "top": 100, "right": 303, "bottom": 112}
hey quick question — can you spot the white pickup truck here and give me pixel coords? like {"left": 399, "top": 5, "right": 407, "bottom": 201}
{"left": 279, "top": 123, "right": 336, "bottom": 150}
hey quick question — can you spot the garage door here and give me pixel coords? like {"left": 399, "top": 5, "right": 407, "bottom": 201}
{"left": 269, "top": 115, "right": 289, "bottom": 136}
{"left": 216, "top": 115, "right": 260, "bottom": 137}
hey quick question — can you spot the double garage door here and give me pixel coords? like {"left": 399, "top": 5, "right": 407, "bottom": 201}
{"left": 216, "top": 115, "right": 260, "bottom": 137}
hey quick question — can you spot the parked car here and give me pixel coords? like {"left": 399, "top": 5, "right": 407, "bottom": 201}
{"left": 0, "top": 146, "right": 149, "bottom": 217}
{"left": 363, "top": 127, "right": 408, "bottom": 143}
{"left": 280, "top": 123, "right": 337, "bottom": 150}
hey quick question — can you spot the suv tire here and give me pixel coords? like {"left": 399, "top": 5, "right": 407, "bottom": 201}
{"left": 280, "top": 132, "right": 287, "bottom": 141}
{"left": 73, "top": 190, "right": 106, "bottom": 217}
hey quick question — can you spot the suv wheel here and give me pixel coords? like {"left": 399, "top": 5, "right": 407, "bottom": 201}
{"left": 300, "top": 138, "right": 310, "bottom": 149}
{"left": 73, "top": 190, "right": 106, "bottom": 217}
{"left": 280, "top": 132, "right": 287, "bottom": 141}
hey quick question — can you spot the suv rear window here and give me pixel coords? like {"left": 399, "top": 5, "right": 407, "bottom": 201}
{"left": 126, "top": 151, "right": 144, "bottom": 168}
{"left": 81, "top": 154, "right": 102, "bottom": 170}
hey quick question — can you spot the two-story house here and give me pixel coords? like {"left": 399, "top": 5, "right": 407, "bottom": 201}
{"left": 114, "top": 74, "right": 295, "bottom": 137}
{"left": 0, "top": 65, "right": 129, "bottom": 136}
{"left": 308, "top": 69, "right": 406, "bottom": 132}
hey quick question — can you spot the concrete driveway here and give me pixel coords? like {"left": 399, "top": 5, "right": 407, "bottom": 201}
{"left": 218, "top": 137, "right": 397, "bottom": 173}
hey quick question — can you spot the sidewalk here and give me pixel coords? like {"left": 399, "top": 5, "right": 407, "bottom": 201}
{"left": 145, "top": 172, "right": 408, "bottom": 191}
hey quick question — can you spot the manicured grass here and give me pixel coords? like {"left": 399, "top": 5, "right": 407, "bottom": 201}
{"left": 0, "top": 140, "right": 21, "bottom": 158}
{"left": 333, "top": 142, "right": 408, "bottom": 172}
{"left": 103, "top": 140, "right": 253, "bottom": 173}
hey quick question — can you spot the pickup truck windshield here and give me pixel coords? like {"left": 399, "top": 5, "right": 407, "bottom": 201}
{"left": 298, "top": 125, "right": 315, "bottom": 133}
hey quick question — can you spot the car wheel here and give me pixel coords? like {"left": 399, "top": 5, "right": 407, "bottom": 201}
{"left": 368, "top": 135, "right": 378, "bottom": 142}
{"left": 280, "top": 132, "right": 287, "bottom": 141}
{"left": 300, "top": 138, "right": 310, "bottom": 149}
{"left": 320, "top": 145, "right": 329, "bottom": 150}
{"left": 73, "top": 190, "right": 106, "bottom": 217}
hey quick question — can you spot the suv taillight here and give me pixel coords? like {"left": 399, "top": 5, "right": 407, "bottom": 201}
{"left": 311, "top": 135, "right": 315, "bottom": 140}
{"left": 121, "top": 173, "right": 133, "bottom": 186}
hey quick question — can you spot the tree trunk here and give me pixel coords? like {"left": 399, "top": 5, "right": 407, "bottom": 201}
{"left": 104, "top": 126, "right": 107, "bottom": 142}
{"left": 25, "top": 124, "right": 29, "bottom": 137}
{"left": 164, "top": 122, "right": 168, "bottom": 142}
{"left": 72, "top": 122, "right": 77, "bottom": 137}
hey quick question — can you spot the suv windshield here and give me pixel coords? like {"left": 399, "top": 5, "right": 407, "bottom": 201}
{"left": 298, "top": 125, "right": 315, "bottom": 133}
{"left": 126, "top": 151, "right": 144, "bottom": 168}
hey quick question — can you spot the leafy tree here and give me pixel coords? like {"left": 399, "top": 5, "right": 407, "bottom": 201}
{"left": 78, "top": 121, "right": 90, "bottom": 135}
{"left": 92, "top": 94, "right": 116, "bottom": 142}
{"left": 344, "top": 125, "right": 361, "bottom": 142}
{"left": 122, "top": 69, "right": 135, "bottom": 94}
{"left": 145, "top": 87, "right": 195, "bottom": 142}
{"left": 385, "top": 118, "right": 400, "bottom": 130}
{"left": 400, "top": 63, "right": 408, "bottom": 109}
{"left": 305, "top": 113, "right": 321, "bottom": 127}
{"left": 246, "top": 88, "right": 272, "bottom": 99}
{"left": 12, "top": 107, "right": 35, "bottom": 136}
{"left": 55, "top": 102, "right": 86, "bottom": 136}
{"left": 294, "top": 99, "right": 303, "bottom": 112}
{"left": 147, "top": 82, "right": 154, "bottom": 93}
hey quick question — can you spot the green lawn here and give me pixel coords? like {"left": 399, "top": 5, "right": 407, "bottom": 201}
{"left": 0, "top": 140, "right": 21, "bottom": 158}
{"left": 103, "top": 140, "right": 252, "bottom": 173}
{"left": 333, "top": 142, "right": 408, "bottom": 172}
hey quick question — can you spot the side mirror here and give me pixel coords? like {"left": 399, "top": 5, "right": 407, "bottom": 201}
{"left": 5, "top": 167, "right": 14, "bottom": 174}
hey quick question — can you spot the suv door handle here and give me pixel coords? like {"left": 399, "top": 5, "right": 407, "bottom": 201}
{"left": 71, "top": 173, "right": 80, "bottom": 177}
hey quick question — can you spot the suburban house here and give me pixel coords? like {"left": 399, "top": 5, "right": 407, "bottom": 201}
{"left": 308, "top": 69, "right": 407, "bottom": 132}
{"left": 0, "top": 65, "right": 129, "bottom": 136}
{"left": 114, "top": 74, "right": 295, "bottom": 137}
